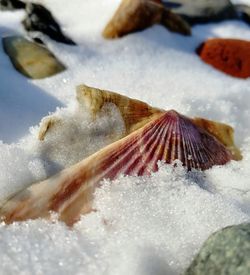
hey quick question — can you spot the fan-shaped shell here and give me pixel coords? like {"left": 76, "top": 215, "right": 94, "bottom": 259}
{"left": 39, "top": 85, "right": 242, "bottom": 165}
{"left": 0, "top": 110, "right": 233, "bottom": 226}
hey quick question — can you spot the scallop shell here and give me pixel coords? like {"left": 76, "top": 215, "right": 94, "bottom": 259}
{"left": 102, "top": 0, "right": 191, "bottom": 39}
{"left": 39, "top": 85, "right": 239, "bottom": 165}
{"left": 0, "top": 110, "right": 233, "bottom": 226}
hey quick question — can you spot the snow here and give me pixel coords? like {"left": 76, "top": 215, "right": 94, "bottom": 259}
{"left": 0, "top": 0, "right": 250, "bottom": 274}
{"left": 0, "top": 166, "right": 248, "bottom": 275}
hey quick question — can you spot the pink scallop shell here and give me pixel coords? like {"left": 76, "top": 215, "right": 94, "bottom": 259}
{"left": 0, "top": 110, "right": 233, "bottom": 225}
{"left": 98, "top": 110, "right": 232, "bottom": 175}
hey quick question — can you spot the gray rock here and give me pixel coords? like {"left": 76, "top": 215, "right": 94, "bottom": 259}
{"left": 163, "top": 0, "right": 237, "bottom": 25}
{"left": 22, "top": 3, "right": 76, "bottom": 45}
{"left": 184, "top": 223, "right": 250, "bottom": 275}
{"left": 0, "top": 0, "right": 24, "bottom": 10}
{"left": 3, "top": 36, "right": 66, "bottom": 79}
{"left": 235, "top": 4, "right": 250, "bottom": 25}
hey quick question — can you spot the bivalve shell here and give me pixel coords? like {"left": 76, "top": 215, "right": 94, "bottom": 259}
{"left": 0, "top": 110, "right": 233, "bottom": 226}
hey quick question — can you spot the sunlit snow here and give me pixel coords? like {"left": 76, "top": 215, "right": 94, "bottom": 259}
{"left": 0, "top": 0, "right": 250, "bottom": 274}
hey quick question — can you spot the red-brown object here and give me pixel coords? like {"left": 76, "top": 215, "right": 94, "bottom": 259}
{"left": 197, "top": 38, "right": 250, "bottom": 79}
{"left": 0, "top": 110, "right": 234, "bottom": 226}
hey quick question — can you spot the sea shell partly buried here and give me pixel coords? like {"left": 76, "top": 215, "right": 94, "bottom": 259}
{"left": 39, "top": 84, "right": 163, "bottom": 141}
{"left": 102, "top": 0, "right": 191, "bottom": 39}
{"left": 76, "top": 84, "right": 164, "bottom": 134}
{"left": 36, "top": 85, "right": 241, "bottom": 182}
{"left": 0, "top": 110, "right": 235, "bottom": 226}
{"left": 38, "top": 84, "right": 241, "bottom": 163}
{"left": 37, "top": 84, "right": 164, "bottom": 175}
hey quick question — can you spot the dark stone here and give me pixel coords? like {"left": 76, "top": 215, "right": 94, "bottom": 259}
{"left": 3, "top": 35, "right": 66, "bottom": 79}
{"left": 235, "top": 4, "right": 250, "bottom": 25}
{"left": 162, "top": 0, "right": 237, "bottom": 25}
{"left": 32, "top": 37, "right": 45, "bottom": 45}
{"left": 185, "top": 223, "right": 250, "bottom": 275}
{"left": 0, "top": 0, "right": 25, "bottom": 10}
{"left": 22, "top": 3, "right": 76, "bottom": 45}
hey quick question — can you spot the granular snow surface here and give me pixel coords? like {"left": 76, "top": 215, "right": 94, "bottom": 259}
{"left": 0, "top": 0, "right": 250, "bottom": 274}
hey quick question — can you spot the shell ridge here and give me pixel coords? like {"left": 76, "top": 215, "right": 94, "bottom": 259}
{"left": 184, "top": 130, "right": 195, "bottom": 168}
{"left": 192, "top": 126, "right": 228, "bottom": 168}
{"left": 180, "top": 116, "right": 206, "bottom": 169}
{"left": 170, "top": 114, "right": 178, "bottom": 164}
{"left": 125, "top": 113, "right": 171, "bottom": 175}
{"left": 139, "top": 114, "right": 167, "bottom": 153}
{"left": 162, "top": 117, "right": 175, "bottom": 164}
{"left": 187, "top": 127, "right": 202, "bottom": 169}
{"left": 136, "top": 115, "right": 168, "bottom": 174}
{"left": 122, "top": 154, "right": 143, "bottom": 176}
{"left": 99, "top": 114, "right": 166, "bottom": 179}
{"left": 152, "top": 115, "right": 173, "bottom": 166}
{"left": 116, "top": 139, "right": 145, "bottom": 176}
{"left": 140, "top": 118, "right": 168, "bottom": 172}
{"left": 100, "top": 139, "right": 140, "bottom": 179}
{"left": 204, "top": 136, "right": 232, "bottom": 165}
{"left": 179, "top": 118, "right": 188, "bottom": 168}
{"left": 99, "top": 134, "right": 138, "bottom": 171}
{"left": 184, "top": 122, "right": 201, "bottom": 169}
{"left": 196, "top": 139, "right": 214, "bottom": 168}
{"left": 176, "top": 116, "right": 182, "bottom": 161}
{"left": 189, "top": 124, "right": 216, "bottom": 167}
